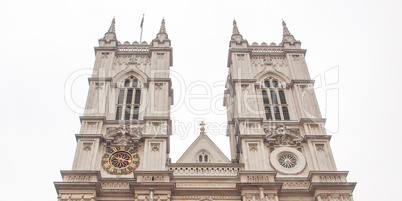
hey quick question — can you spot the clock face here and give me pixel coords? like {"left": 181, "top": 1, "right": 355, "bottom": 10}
{"left": 102, "top": 147, "right": 140, "bottom": 175}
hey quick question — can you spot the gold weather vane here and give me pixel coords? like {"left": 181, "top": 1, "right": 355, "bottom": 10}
{"left": 200, "top": 121, "right": 205, "bottom": 132}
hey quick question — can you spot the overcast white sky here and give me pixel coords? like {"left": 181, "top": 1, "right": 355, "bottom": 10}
{"left": 1, "top": 0, "right": 401, "bottom": 200}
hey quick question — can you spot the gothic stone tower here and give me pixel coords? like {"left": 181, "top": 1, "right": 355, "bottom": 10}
{"left": 54, "top": 19, "right": 356, "bottom": 201}
{"left": 223, "top": 20, "right": 356, "bottom": 200}
{"left": 54, "top": 18, "right": 174, "bottom": 200}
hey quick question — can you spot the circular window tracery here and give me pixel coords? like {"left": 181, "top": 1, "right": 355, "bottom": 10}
{"left": 278, "top": 153, "right": 297, "bottom": 168}
{"left": 269, "top": 147, "right": 306, "bottom": 175}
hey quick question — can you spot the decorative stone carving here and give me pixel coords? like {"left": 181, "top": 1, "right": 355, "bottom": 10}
{"left": 105, "top": 124, "right": 142, "bottom": 147}
{"left": 241, "top": 84, "right": 249, "bottom": 91}
{"left": 142, "top": 176, "right": 164, "bottom": 182}
{"left": 151, "top": 143, "right": 160, "bottom": 152}
{"left": 66, "top": 175, "right": 92, "bottom": 182}
{"left": 282, "top": 182, "right": 310, "bottom": 189}
{"left": 157, "top": 53, "right": 164, "bottom": 59}
{"left": 155, "top": 83, "right": 163, "bottom": 90}
{"left": 101, "top": 52, "right": 110, "bottom": 58}
{"left": 169, "top": 166, "right": 239, "bottom": 176}
{"left": 265, "top": 124, "right": 303, "bottom": 151}
{"left": 101, "top": 182, "right": 130, "bottom": 190}
{"left": 249, "top": 143, "right": 258, "bottom": 152}
{"left": 246, "top": 175, "right": 269, "bottom": 182}
{"left": 83, "top": 143, "right": 92, "bottom": 151}
{"left": 316, "top": 144, "right": 325, "bottom": 152}
{"left": 95, "top": 82, "right": 104, "bottom": 89}
{"left": 176, "top": 183, "right": 236, "bottom": 188}
{"left": 319, "top": 175, "right": 342, "bottom": 182}
{"left": 316, "top": 194, "right": 352, "bottom": 201}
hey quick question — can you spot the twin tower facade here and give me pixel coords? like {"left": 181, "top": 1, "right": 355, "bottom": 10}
{"left": 54, "top": 19, "right": 356, "bottom": 201}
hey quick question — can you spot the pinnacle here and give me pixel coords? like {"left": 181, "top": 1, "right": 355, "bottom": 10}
{"left": 282, "top": 19, "right": 291, "bottom": 36}
{"left": 159, "top": 18, "right": 166, "bottom": 33}
{"left": 232, "top": 19, "right": 240, "bottom": 35}
{"left": 108, "top": 17, "right": 116, "bottom": 33}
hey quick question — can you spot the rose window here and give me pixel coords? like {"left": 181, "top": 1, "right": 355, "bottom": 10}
{"left": 278, "top": 153, "right": 297, "bottom": 168}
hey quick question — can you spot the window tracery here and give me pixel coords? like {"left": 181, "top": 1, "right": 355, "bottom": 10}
{"left": 115, "top": 76, "right": 141, "bottom": 120}
{"left": 263, "top": 78, "right": 290, "bottom": 121}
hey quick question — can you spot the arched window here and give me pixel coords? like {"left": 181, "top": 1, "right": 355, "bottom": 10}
{"left": 279, "top": 91, "right": 287, "bottom": 104}
{"left": 265, "top": 107, "right": 272, "bottom": 120}
{"left": 262, "top": 90, "right": 269, "bottom": 104}
{"left": 270, "top": 91, "right": 278, "bottom": 104}
{"left": 197, "top": 151, "right": 210, "bottom": 163}
{"left": 282, "top": 107, "right": 290, "bottom": 120}
{"left": 264, "top": 81, "right": 270, "bottom": 88}
{"left": 115, "top": 76, "right": 142, "bottom": 120}
{"left": 274, "top": 106, "right": 281, "bottom": 120}
{"left": 262, "top": 78, "right": 290, "bottom": 121}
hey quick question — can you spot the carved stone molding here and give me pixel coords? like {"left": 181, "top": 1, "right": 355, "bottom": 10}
{"left": 247, "top": 175, "right": 269, "bottom": 182}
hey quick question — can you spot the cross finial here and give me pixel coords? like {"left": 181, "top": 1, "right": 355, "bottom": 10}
{"left": 200, "top": 121, "right": 205, "bottom": 132}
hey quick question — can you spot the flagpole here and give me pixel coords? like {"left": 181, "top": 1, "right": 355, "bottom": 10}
{"left": 140, "top": 14, "right": 144, "bottom": 43}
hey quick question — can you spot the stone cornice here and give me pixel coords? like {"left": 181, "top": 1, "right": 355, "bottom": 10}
{"left": 94, "top": 46, "right": 117, "bottom": 52}
{"left": 143, "top": 116, "right": 171, "bottom": 121}
{"left": 88, "top": 77, "right": 113, "bottom": 84}
{"left": 75, "top": 134, "right": 103, "bottom": 141}
{"left": 147, "top": 78, "right": 171, "bottom": 82}
{"left": 79, "top": 116, "right": 106, "bottom": 123}
{"left": 287, "top": 79, "right": 315, "bottom": 88}
{"left": 304, "top": 135, "right": 332, "bottom": 140}
{"left": 232, "top": 79, "right": 257, "bottom": 84}
{"left": 300, "top": 118, "right": 326, "bottom": 124}
{"left": 283, "top": 48, "right": 307, "bottom": 54}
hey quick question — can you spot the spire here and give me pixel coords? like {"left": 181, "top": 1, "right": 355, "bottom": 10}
{"left": 230, "top": 19, "right": 244, "bottom": 44}
{"left": 282, "top": 19, "right": 290, "bottom": 36}
{"left": 281, "top": 19, "right": 297, "bottom": 44}
{"left": 108, "top": 17, "right": 116, "bottom": 33}
{"left": 159, "top": 18, "right": 166, "bottom": 33}
{"left": 103, "top": 17, "right": 116, "bottom": 42}
{"left": 232, "top": 19, "right": 240, "bottom": 35}
{"left": 153, "top": 18, "right": 170, "bottom": 47}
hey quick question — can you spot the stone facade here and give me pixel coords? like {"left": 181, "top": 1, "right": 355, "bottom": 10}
{"left": 54, "top": 18, "right": 356, "bottom": 201}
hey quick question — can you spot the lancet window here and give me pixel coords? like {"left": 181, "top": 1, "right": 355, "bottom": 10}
{"left": 263, "top": 78, "right": 290, "bottom": 121}
{"left": 115, "top": 76, "right": 141, "bottom": 120}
